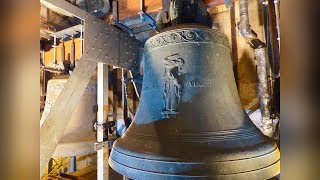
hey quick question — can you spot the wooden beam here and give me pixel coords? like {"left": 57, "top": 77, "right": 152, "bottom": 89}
{"left": 40, "top": 59, "right": 98, "bottom": 176}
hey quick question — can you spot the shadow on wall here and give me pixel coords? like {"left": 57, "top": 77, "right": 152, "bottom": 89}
{"left": 237, "top": 50, "right": 259, "bottom": 110}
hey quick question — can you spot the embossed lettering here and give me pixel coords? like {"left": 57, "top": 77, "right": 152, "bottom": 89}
{"left": 189, "top": 80, "right": 214, "bottom": 87}
{"left": 143, "top": 85, "right": 158, "bottom": 92}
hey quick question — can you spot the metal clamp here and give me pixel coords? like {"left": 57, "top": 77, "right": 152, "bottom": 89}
{"left": 94, "top": 140, "right": 115, "bottom": 151}
{"left": 248, "top": 38, "right": 266, "bottom": 49}
{"left": 94, "top": 122, "right": 104, "bottom": 131}
{"left": 138, "top": 11, "right": 156, "bottom": 29}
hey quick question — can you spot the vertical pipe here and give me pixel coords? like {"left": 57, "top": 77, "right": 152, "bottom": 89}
{"left": 128, "top": 71, "right": 140, "bottom": 99}
{"left": 104, "top": 65, "right": 109, "bottom": 180}
{"left": 274, "top": 0, "right": 280, "bottom": 50}
{"left": 80, "top": 22, "right": 84, "bottom": 57}
{"left": 69, "top": 156, "right": 76, "bottom": 173}
{"left": 122, "top": 69, "right": 129, "bottom": 128}
{"left": 53, "top": 35, "right": 57, "bottom": 64}
{"left": 140, "top": 0, "right": 145, "bottom": 12}
{"left": 112, "top": 68, "right": 118, "bottom": 122}
{"left": 239, "top": 0, "right": 273, "bottom": 137}
{"left": 41, "top": 70, "right": 46, "bottom": 96}
{"left": 97, "top": 63, "right": 105, "bottom": 180}
{"left": 254, "top": 48, "right": 273, "bottom": 136}
{"left": 60, "top": 38, "right": 65, "bottom": 64}
{"left": 70, "top": 35, "right": 75, "bottom": 69}
{"left": 40, "top": 50, "right": 45, "bottom": 66}
{"left": 266, "top": 0, "right": 280, "bottom": 77}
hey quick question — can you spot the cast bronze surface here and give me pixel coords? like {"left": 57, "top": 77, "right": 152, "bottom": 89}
{"left": 109, "top": 25, "right": 280, "bottom": 179}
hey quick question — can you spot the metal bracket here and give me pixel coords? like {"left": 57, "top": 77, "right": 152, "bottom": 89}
{"left": 249, "top": 38, "right": 266, "bottom": 49}
{"left": 94, "top": 121, "right": 116, "bottom": 131}
{"left": 138, "top": 11, "right": 157, "bottom": 29}
{"left": 94, "top": 140, "right": 115, "bottom": 151}
{"left": 94, "top": 122, "right": 104, "bottom": 131}
{"left": 111, "top": 21, "right": 134, "bottom": 34}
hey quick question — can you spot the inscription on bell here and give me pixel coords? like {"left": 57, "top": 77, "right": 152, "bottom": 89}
{"left": 142, "top": 85, "right": 159, "bottom": 92}
{"left": 189, "top": 80, "right": 214, "bottom": 87}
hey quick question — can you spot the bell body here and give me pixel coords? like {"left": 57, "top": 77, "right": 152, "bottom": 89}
{"left": 109, "top": 25, "right": 280, "bottom": 179}
{"left": 40, "top": 75, "right": 97, "bottom": 157}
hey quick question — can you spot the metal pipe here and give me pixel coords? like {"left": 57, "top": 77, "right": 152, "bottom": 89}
{"left": 97, "top": 63, "right": 105, "bottom": 180}
{"left": 239, "top": 0, "right": 254, "bottom": 40}
{"left": 128, "top": 70, "right": 140, "bottom": 99}
{"left": 69, "top": 156, "right": 76, "bottom": 173}
{"left": 40, "top": 67, "right": 63, "bottom": 74}
{"left": 122, "top": 69, "right": 129, "bottom": 128}
{"left": 255, "top": 48, "right": 273, "bottom": 136}
{"left": 53, "top": 35, "right": 57, "bottom": 64}
{"left": 80, "top": 22, "right": 84, "bottom": 57}
{"left": 140, "top": 0, "right": 145, "bottom": 12}
{"left": 239, "top": 0, "right": 273, "bottom": 137}
{"left": 60, "top": 38, "right": 65, "bottom": 64}
{"left": 274, "top": 0, "right": 280, "bottom": 51}
{"left": 40, "top": 50, "right": 45, "bottom": 67}
{"left": 70, "top": 35, "right": 75, "bottom": 69}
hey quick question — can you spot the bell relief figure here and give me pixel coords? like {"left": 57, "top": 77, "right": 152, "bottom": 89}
{"left": 162, "top": 53, "right": 184, "bottom": 118}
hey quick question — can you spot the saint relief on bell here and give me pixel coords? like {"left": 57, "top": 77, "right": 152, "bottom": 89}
{"left": 162, "top": 53, "right": 185, "bottom": 118}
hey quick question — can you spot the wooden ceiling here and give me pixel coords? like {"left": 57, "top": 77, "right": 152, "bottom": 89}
{"left": 117, "top": 0, "right": 229, "bottom": 20}
{"left": 118, "top": 0, "right": 162, "bottom": 20}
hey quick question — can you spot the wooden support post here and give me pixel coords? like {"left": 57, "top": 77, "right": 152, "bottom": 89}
{"left": 40, "top": 59, "right": 98, "bottom": 177}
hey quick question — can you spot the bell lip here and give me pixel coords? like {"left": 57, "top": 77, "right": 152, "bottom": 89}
{"left": 109, "top": 141, "right": 280, "bottom": 178}
{"left": 109, "top": 151, "right": 280, "bottom": 179}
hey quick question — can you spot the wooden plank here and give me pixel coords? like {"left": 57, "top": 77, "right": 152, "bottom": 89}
{"left": 118, "top": 0, "right": 162, "bottom": 20}
{"left": 40, "top": 59, "right": 98, "bottom": 176}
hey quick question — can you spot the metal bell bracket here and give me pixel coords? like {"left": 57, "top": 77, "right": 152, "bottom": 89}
{"left": 93, "top": 121, "right": 116, "bottom": 131}
{"left": 94, "top": 140, "right": 115, "bottom": 151}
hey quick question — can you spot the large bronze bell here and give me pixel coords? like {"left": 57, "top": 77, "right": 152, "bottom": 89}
{"left": 109, "top": 25, "right": 280, "bottom": 179}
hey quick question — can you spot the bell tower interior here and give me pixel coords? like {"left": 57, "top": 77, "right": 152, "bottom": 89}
{"left": 39, "top": 0, "right": 280, "bottom": 179}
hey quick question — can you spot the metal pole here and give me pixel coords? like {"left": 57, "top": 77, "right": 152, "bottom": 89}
{"left": 40, "top": 50, "right": 45, "bottom": 66}
{"left": 80, "top": 22, "right": 84, "bottom": 57}
{"left": 97, "top": 63, "right": 104, "bottom": 180}
{"left": 104, "top": 65, "right": 109, "bottom": 180}
{"left": 239, "top": 0, "right": 273, "bottom": 137}
{"left": 70, "top": 34, "right": 75, "bottom": 69}
{"left": 140, "top": 0, "right": 145, "bottom": 12}
{"left": 69, "top": 156, "right": 76, "bottom": 173}
{"left": 274, "top": 0, "right": 280, "bottom": 51}
{"left": 128, "top": 71, "right": 140, "bottom": 99}
{"left": 60, "top": 37, "right": 65, "bottom": 64}
{"left": 122, "top": 69, "right": 129, "bottom": 128}
{"left": 53, "top": 35, "right": 57, "bottom": 65}
{"left": 97, "top": 63, "right": 109, "bottom": 180}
